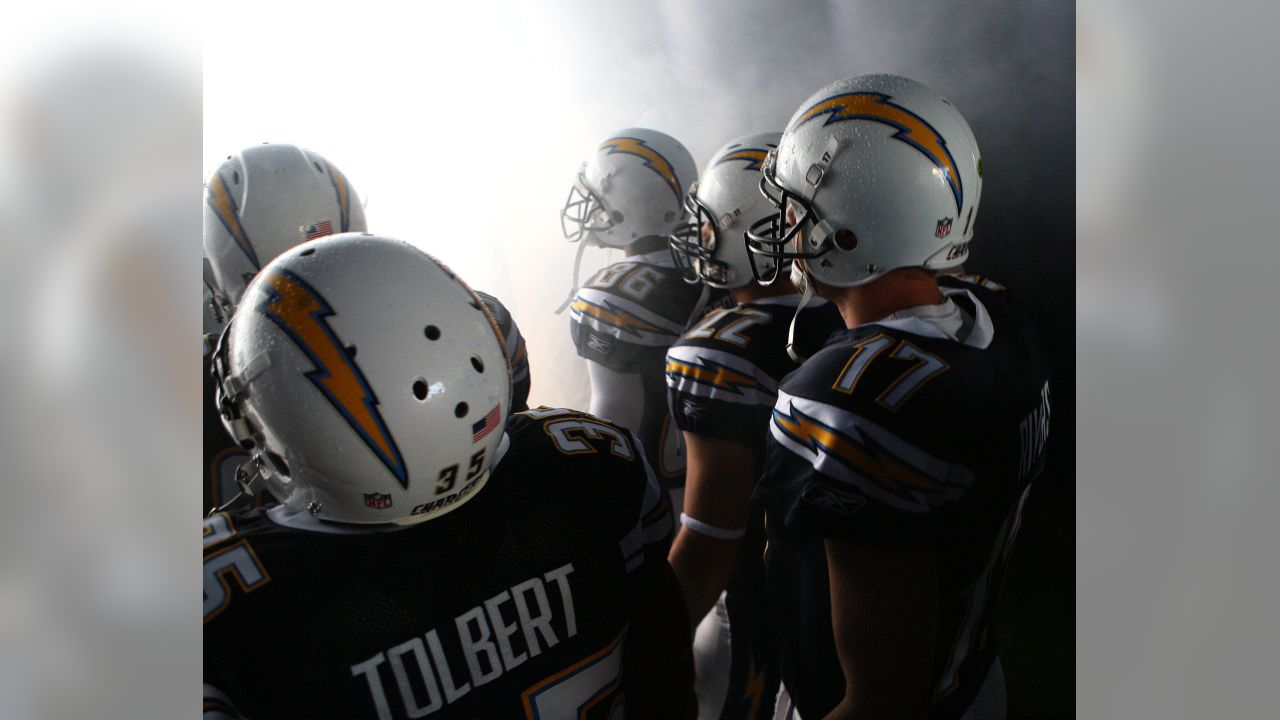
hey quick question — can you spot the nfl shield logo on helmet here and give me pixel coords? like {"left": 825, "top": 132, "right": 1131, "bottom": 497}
{"left": 935, "top": 217, "right": 953, "bottom": 238}
{"left": 363, "top": 492, "right": 393, "bottom": 510}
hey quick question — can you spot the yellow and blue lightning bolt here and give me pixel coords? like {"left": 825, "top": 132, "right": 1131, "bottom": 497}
{"left": 772, "top": 404, "right": 946, "bottom": 499}
{"left": 796, "top": 92, "right": 963, "bottom": 213}
{"left": 326, "top": 163, "right": 352, "bottom": 232}
{"left": 665, "top": 356, "right": 762, "bottom": 395}
{"left": 206, "top": 173, "right": 260, "bottom": 269}
{"left": 258, "top": 268, "right": 408, "bottom": 487}
{"left": 599, "top": 136, "right": 683, "bottom": 204}
{"left": 715, "top": 147, "right": 770, "bottom": 172}
{"left": 570, "top": 296, "right": 665, "bottom": 338}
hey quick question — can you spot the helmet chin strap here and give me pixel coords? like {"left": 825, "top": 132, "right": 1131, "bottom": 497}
{"left": 207, "top": 456, "right": 270, "bottom": 517}
{"left": 554, "top": 239, "right": 590, "bottom": 314}
{"left": 684, "top": 283, "right": 711, "bottom": 328}
{"left": 786, "top": 262, "right": 816, "bottom": 363}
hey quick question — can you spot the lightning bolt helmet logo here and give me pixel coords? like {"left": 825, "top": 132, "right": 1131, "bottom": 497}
{"left": 599, "top": 136, "right": 684, "bottom": 204}
{"left": 257, "top": 267, "right": 409, "bottom": 487}
{"left": 714, "top": 147, "right": 771, "bottom": 173}
{"left": 796, "top": 91, "right": 964, "bottom": 213}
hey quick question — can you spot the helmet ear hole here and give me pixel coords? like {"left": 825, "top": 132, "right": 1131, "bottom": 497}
{"left": 424, "top": 325, "right": 441, "bottom": 340}
{"left": 454, "top": 402, "right": 469, "bottom": 418}
{"left": 412, "top": 379, "right": 429, "bottom": 401}
{"left": 834, "top": 229, "right": 858, "bottom": 251}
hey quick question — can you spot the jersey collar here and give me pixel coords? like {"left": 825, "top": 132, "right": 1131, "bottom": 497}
{"left": 629, "top": 249, "right": 675, "bottom": 266}
{"left": 867, "top": 288, "right": 993, "bottom": 349}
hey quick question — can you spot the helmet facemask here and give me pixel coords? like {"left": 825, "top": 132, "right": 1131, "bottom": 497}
{"left": 560, "top": 166, "right": 615, "bottom": 243}
{"left": 668, "top": 183, "right": 730, "bottom": 286}
{"left": 746, "top": 151, "right": 835, "bottom": 286}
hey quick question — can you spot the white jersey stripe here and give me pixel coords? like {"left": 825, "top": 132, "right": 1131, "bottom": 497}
{"left": 665, "top": 344, "right": 778, "bottom": 407}
{"left": 769, "top": 390, "right": 973, "bottom": 513}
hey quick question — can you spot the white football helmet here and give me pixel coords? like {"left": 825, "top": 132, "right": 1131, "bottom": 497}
{"left": 746, "top": 74, "right": 982, "bottom": 287}
{"left": 669, "top": 132, "right": 782, "bottom": 288}
{"left": 204, "top": 143, "right": 367, "bottom": 312}
{"left": 212, "top": 233, "right": 512, "bottom": 525}
{"left": 561, "top": 128, "right": 697, "bottom": 248}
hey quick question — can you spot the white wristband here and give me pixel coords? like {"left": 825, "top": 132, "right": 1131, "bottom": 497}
{"left": 680, "top": 512, "right": 747, "bottom": 540}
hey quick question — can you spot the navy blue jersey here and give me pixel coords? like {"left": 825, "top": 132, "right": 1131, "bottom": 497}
{"left": 475, "top": 291, "right": 531, "bottom": 413}
{"left": 204, "top": 408, "right": 673, "bottom": 720}
{"left": 666, "top": 297, "right": 843, "bottom": 458}
{"left": 755, "top": 276, "right": 1051, "bottom": 719}
{"left": 665, "top": 296, "right": 843, "bottom": 719}
{"left": 569, "top": 249, "right": 728, "bottom": 487}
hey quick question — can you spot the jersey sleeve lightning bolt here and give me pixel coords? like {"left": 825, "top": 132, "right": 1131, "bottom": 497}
{"left": 568, "top": 255, "right": 707, "bottom": 374}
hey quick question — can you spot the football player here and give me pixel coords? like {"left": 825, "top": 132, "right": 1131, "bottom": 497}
{"left": 665, "top": 133, "right": 844, "bottom": 720}
{"left": 561, "top": 128, "right": 713, "bottom": 503}
{"left": 204, "top": 233, "right": 693, "bottom": 719}
{"left": 203, "top": 143, "right": 532, "bottom": 513}
{"left": 745, "top": 75, "right": 1051, "bottom": 719}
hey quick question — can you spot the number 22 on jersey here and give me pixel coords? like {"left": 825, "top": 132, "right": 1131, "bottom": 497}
{"left": 686, "top": 307, "right": 770, "bottom": 348}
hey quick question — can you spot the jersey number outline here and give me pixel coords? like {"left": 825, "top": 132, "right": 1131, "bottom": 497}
{"left": 543, "top": 418, "right": 635, "bottom": 461}
{"left": 521, "top": 629, "right": 626, "bottom": 719}
{"left": 203, "top": 513, "right": 270, "bottom": 622}
{"left": 588, "top": 263, "right": 663, "bottom": 303}
{"left": 832, "top": 336, "right": 951, "bottom": 411}
{"left": 686, "top": 307, "right": 770, "bottom": 348}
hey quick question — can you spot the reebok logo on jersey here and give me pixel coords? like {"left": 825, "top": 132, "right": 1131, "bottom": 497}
{"left": 802, "top": 483, "right": 866, "bottom": 516}
{"left": 681, "top": 398, "right": 704, "bottom": 420}
{"left": 587, "top": 333, "right": 615, "bottom": 355}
